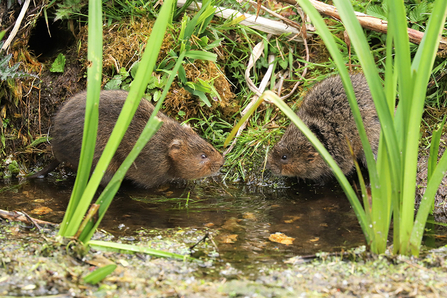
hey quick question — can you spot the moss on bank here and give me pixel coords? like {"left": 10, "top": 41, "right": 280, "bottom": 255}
{"left": 1, "top": 222, "right": 447, "bottom": 297}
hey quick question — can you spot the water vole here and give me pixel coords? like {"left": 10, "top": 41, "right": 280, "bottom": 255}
{"left": 267, "top": 74, "right": 380, "bottom": 182}
{"left": 33, "top": 90, "right": 224, "bottom": 188}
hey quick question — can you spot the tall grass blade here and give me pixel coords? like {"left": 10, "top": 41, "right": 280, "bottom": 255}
{"left": 410, "top": 152, "right": 447, "bottom": 255}
{"left": 88, "top": 240, "right": 195, "bottom": 260}
{"left": 61, "top": 0, "right": 175, "bottom": 237}
{"left": 59, "top": 0, "right": 102, "bottom": 236}
{"left": 77, "top": 52, "right": 188, "bottom": 243}
{"left": 428, "top": 117, "right": 446, "bottom": 183}
{"left": 400, "top": 0, "right": 447, "bottom": 255}
{"left": 387, "top": 0, "right": 416, "bottom": 254}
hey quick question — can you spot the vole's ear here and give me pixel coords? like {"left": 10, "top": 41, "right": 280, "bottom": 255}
{"left": 308, "top": 151, "right": 319, "bottom": 163}
{"left": 169, "top": 139, "right": 185, "bottom": 159}
{"left": 170, "top": 139, "right": 183, "bottom": 150}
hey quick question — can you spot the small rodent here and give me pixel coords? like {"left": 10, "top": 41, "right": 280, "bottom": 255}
{"left": 267, "top": 74, "right": 380, "bottom": 182}
{"left": 32, "top": 90, "right": 224, "bottom": 188}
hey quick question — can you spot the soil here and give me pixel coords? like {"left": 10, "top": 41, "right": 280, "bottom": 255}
{"left": 1, "top": 222, "right": 447, "bottom": 297}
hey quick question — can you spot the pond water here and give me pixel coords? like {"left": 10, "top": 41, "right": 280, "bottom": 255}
{"left": 1, "top": 177, "right": 442, "bottom": 267}
{"left": 1, "top": 177, "right": 364, "bottom": 260}
{"left": 0, "top": 178, "right": 445, "bottom": 297}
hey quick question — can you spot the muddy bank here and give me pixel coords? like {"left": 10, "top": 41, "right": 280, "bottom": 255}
{"left": 1, "top": 221, "right": 447, "bottom": 297}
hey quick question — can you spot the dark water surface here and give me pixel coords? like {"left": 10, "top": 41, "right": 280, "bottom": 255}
{"left": 1, "top": 177, "right": 367, "bottom": 264}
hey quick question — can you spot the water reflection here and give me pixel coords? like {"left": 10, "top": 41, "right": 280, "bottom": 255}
{"left": 0, "top": 178, "right": 365, "bottom": 263}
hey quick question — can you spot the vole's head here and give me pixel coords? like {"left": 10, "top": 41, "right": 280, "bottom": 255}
{"left": 168, "top": 127, "right": 224, "bottom": 180}
{"left": 267, "top": 125, "right": 330, "bottom": 181}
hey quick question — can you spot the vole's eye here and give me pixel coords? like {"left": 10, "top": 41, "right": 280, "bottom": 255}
{"left": 281, "top": 155, "right": 288, "bottom": 160}
{"left": 201, "top": 154, "right": 207, "bottom": 159}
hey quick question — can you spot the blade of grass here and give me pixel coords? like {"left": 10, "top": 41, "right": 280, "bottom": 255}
{"left": 88, "top": 240, "right": 195, "bottom": 260}
{"left": 83, "top": 264, "right": 117, "bottom": 285}
{"left": 59, "top": 0, "right": 102, "bottom": 236}
{"left": 382, "top": 21, "right": 401, "bottom": 254}
{"left": 388, "top": 0, "right": 412, "bottom": 146}
{"left": 78, "top": 52, "right": 187, "bottom": 243}
{"left": 410, "top": 151, "right": 447, "bottom": 255}
{"left": 387, "top": 0, "right": 417, "bottom": 254}
{"left": 61, "top": 0, "right": 175, "bottom": 237}
{"left": 400, "top": 0, "right": 447, "bottom": 255}
{"left": 428, "top": 117, "right": 446, "bottom": 183}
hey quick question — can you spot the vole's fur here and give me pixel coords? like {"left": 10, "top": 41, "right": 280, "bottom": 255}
{"left": 267, "top": 74, "right": 380, "bottom": 182}
{"left": 32, "top": 90, "right": 224, "bottom": 188}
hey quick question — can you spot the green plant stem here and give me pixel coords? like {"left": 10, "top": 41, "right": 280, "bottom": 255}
{"left": 404, "top": 0, "right": 447, "bottom": 255}
{"left": 78, "top": 51, "right": 187, "bottom": 243}
{"left": 88, "top": 240, "right": 195, "bottom": 260}
{"left": 58, "top": 0, "right": 102, "bottom": 236}
{"left": 410, "top": 152, "right": 447, "bottom": 255}
{"left": 60, "top": 0, "right": 175, "bottom": 238}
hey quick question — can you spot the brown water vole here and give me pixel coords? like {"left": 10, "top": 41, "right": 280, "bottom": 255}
{"left": 34, "top": 90, "right": 224, "bottom": 188}
{"left": 267, "top": 74, "right": 380, "bottom": 182}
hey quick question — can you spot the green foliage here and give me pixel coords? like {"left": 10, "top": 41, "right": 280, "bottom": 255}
{"left": 297, "top": 0, "right": 447, "bottom": 256}
{"left": 27, "top": 136, "right": 52, "bottom": 148}
{"left": 367, "top": 3, "right": 388, "bottom": 20}
{"left": 0, "top": 45, "right": 34, "bottom": 80}
{"left": 104, "top": 65, "right": 170, "bottom": 102}
{"left": 99, "top": 0, "right": 222, "bottom": 107}
{"left": 104, "top": 67, "right": 130, "bottom": 90}
{"left": 189, "top": 113, "right": 232, "bottom": 149}
{"left": 54, "top": 0, "right": 87, "bottom": 21}
{"left": 173, "top": 1, "right": 220, "bottom": 107}
{"left": 225, "top": 0, "right": 447, "bottom": 257}
{"left": 408, "top": 2, "right": 433, "bottom": 30}
{"left": 146, "top": 75, "right": 168, "bottom": 102}
{"left": 50, "top": 53, "right": 66, "bottom": 73}
{"left": 58, "top": 0, "right": 103, "bottom": 238}
{"left": 83, "top": 264, "right": 117, "bottom": 285}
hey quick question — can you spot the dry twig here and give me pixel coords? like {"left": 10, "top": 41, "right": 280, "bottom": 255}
{"left": 280, "top": 0, "right": 447, "bottom": 50}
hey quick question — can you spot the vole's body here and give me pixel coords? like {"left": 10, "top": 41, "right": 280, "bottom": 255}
{"left": 267, "top": 74, "right": 380, "bottom": 182}
{"left": 37, "top": 90, "right": 224, "bottom": 188}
